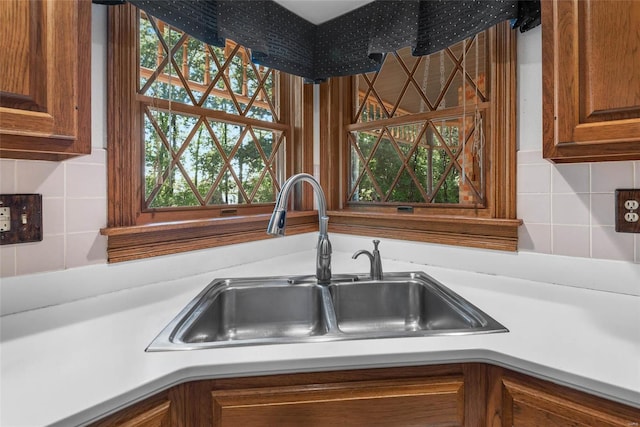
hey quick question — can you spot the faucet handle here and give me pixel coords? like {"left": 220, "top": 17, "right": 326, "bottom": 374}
{"left": 352, "top": 240, "right": 383, "bottom": 280}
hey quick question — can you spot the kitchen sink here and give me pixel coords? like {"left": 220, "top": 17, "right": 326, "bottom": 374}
{"left": 147, "top": 272, "right": 507, "bottom": 351}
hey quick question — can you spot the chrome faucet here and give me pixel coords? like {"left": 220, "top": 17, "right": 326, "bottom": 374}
{"left": 267, "top": 173, "right": 332, "bottom": 284}
{"left": 352, "top": 240, "right": 383, "bottom": 280}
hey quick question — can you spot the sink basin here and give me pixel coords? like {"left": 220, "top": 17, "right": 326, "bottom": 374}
{"left": 176, "top": 282, "right": 330, "bottom": 343}
{"left": 329, "top": 279, "right": 496, "bottom": 335}
{"left": 147, "top": 272, "right": 507, "bottom": 351}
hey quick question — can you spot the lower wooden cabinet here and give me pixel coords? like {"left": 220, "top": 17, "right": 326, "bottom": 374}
{"left": 91, "top": 364, "right": 640, "bottom": 427}
{"left": 210, "top": 377, "right": 464, "bottom": 427}
{"left": 487, "top": 368, "right": 640, "bottom": 427}
{"left": 91, "top": 388, "right": 183, "bottom": 427}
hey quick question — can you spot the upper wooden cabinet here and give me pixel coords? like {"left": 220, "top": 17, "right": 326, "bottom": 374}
{"left": 542, "top": 0, "right": 640, "bottom": 163}
{"left": 0, "top": 0, "right": 91, "bottom": 161}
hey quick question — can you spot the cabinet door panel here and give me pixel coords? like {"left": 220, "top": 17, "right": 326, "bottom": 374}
{"left": 211, "top": 377, "right": 465, "bottom": 427}
{"left": 0, "top": 0, "right": 91, "bottom": 160}
{"left": 580, "top": 1, "right": 640, "bottom": 119}
{"left": 542, "top": 0, "right": 640, "bottom": 162}
{"left": 501, "top": 378, "right": 639, "bottom": 427}
{"left": 0, "top": 0, "right": 47, "bottom": 112}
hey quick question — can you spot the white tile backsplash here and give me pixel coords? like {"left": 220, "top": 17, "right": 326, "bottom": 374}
{"left": 517, "top": 150, "right": 547, "bottom": 165}
{"left": 517, "top": 164, "right": 551, "bottom": 193}
{"left": 0, "top": 159, "right": 16, "bottom": 193}
{"left": 517, "top": 194, "right": 550, "bottom": 224}
{"left": 518, "top": 223, "right": 551, "bottom": 254}
{"left": 591, "top": 162, "right": 634, "bottom": 193}
{"left": 43, "top": 197, "right": 66, "bottom": 236}
{"left": 517, "top": 154, "right": 639, "bottom": 262}
{"left": 551, "top": 194, "right": 590, "bottom": 225}
{"left": 66, "top": 232, "right": 107, "bottom": 268}
{"left": 66, "top": 163, "right": 107, "bottom": 198}
{"left": 66, "top": 198, "right": 107, "bottom": 233}
{"left": 0, "top": 246, "right": 16, "bottom": 277}
{"left": 591, "top": 226, "right": 635, "bottom": 262}
{"left": 552, "top": 225, "right": 590, "bottom": 258}
{"left": 590, "top": 193, "right": 615, "bottom": 227}
{"left": 16, "top": 160, "right": 65, "bottom": 196}
{"left": 552, "top": 163, "right": 590, "bottom": 194}
{"left": 16, "top": 235, "right": 65, "bottom": 275}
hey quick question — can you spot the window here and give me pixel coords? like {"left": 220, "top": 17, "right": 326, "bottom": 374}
{"left": 320, "top": 23, "right": 520, "bottom": 251}
{"left": 103, "top": 4, "right": 315, "bottom": 262}
{"left": 138, "top": 12, "right": 283, "bottom": 210}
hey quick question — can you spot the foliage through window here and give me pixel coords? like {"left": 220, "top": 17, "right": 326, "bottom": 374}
{"left": 349, "top": 33, "right": 487, "bottom": 207}
{"left": 138, "top": 12, "right": 284, "bottom": 209}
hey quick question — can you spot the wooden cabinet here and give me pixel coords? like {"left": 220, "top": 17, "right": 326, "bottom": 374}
{"left": 542, "top": 0, "right": 640, "bottom": 162}
{"left": 487, "top": 368, "right": 640, "bottom": 426}
{"left": 90, "top": 388, "right": 184, "bottom": 427}
{"left": 209, "top": 377, "right": 465, "bottom": 426}
{"left": 0, "top": 0, "right": 91, "bottom": 161}
{"left": 91, "top": 364, "right": 640, "bottom": 427}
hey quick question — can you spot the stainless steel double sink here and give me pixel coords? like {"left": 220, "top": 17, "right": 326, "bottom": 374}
{"left": 146, "top": 272, "right": 507, "bottom": 351}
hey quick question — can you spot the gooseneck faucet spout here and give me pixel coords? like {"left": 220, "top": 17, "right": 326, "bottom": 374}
{"left": 267, "top": 173, "right": 332, "bottom": 284}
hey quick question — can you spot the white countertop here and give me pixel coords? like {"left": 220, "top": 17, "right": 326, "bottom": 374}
{"left": 2, "top": 241, "right": 640, "bottom": 426}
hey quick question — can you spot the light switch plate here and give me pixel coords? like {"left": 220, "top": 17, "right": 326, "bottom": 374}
{"left": 615, "top": 189, "right": 640, "bottom": 233}
{"left": 0, "top": 194, "right": 43, "bottom": 245}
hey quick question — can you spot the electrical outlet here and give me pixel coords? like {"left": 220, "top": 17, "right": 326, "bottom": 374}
{"left": 625, "top": 199, "right": 640, "bottom": 210}
{"left": 615, "top": 189, "right": 640, "bottom": 233}
{"left": 0, "top": 207, "right": 10, "bottom": 231}
{"left": 0, "top": 194, "right": 43, "bottom": 245}
{"left": 624, "top": 212, "right": 639, "bottom": 222}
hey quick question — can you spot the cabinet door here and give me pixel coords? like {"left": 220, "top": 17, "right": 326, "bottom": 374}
{"left": 542, "top": 0, "right": 640, "bottom": 162}
{"left": 211, "top": 377, "right": 465, "bottom": 427}
{"left": 490, "top": 371, "right": 640, "bottom": 427}
{"left": 0, "top": 0, "right": 91, "bottom": 161}
{"left": 89, "top": 388, "right": 187, "bottom": 427}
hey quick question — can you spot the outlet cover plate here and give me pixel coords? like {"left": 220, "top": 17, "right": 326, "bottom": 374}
{"left": 0, "top": 194, "right": 43, "bottom": 245}
{"left": 615, "top": 189, "right": 640, "bottom": 233}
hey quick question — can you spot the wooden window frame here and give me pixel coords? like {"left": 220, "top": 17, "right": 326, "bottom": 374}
{"left": 320, "top": 22, "right": 521, "bottom": 251}
{"left": 102, "top": 4, "right": 315, "bottom": 263}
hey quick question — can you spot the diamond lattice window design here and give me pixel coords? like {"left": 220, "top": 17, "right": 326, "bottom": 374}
{"left": 138, "top": 13, "right": 283, "bottom": 209}
{"left": 350, "top": 33, "right": 487, "bottom": 206}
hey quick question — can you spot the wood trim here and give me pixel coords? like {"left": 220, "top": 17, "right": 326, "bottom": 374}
{"left": 319, "top": 78, "right": 349, "bottom": 211}
{"left": 328, "top": 211, "right": 520, "bottom": 251}
{"left": 107, "top": 4, "right": 139, "bottom": 227}
{"left": 320, "top": 22, "right": 518, "bottom": 252}
{"left": 102, "top": 211, "right": 318, "bottom": 263}
{"left": 106, "top": 4, "right": 311, "bottom": 262}
{"left": 490, "top": 22, "right": 518, "bottom": 219}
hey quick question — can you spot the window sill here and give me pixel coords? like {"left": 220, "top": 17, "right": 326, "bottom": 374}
{"left": 327, "top": 211, "right": 521, "bottom": 252}
{"left": 101, "top": 212, "right": 319, "bottom": 263}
